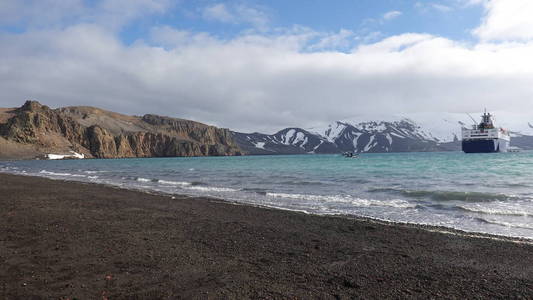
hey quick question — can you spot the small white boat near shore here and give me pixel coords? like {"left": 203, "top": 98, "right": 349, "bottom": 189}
{"left": 44, "top": 151, "right": 85, "bottom": 160}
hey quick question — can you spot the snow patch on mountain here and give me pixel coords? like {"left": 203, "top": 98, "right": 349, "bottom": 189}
{"left": 364, "top": 136, "right": 376, "bottom": 152}
{"left": 320, "top": 122, "right": 347, "bottom": 143}
{"left": 386, "top": 134, "right": 392, "bottom": 145}
{"left": 352, "top": 132, "right": 363, "bottom": 148}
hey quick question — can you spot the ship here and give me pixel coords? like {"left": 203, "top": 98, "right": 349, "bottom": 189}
{"left": 461, "top": 111, "right": 510, "bottom": 153}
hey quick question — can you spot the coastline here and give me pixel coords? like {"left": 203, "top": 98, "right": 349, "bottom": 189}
{"left": 4, "top": 168, "right": 533, "bottom": 243}
{"left": 2, "top": 173, "right": 533, "bottom": 298}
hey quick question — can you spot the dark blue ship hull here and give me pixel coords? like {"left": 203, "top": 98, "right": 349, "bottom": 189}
{"left": 462, "top": 139, "right": 509, "bottom": 153}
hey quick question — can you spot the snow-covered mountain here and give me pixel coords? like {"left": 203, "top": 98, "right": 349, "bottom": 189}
{"left": 234, "top": 118, "right": 457, "bottom": 155}
{"left": 232, "top": 128, "right": 338, "bottom": 155}
{"left": 233, "top": 112, "right": 533, "bottom": 155}
{"left": 312, "top": 119, "right": 445, "bottom": 152}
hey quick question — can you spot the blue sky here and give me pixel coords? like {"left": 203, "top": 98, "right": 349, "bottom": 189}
{"left": 0, "top": 1, "right": 484, "bottom": 48}
{"left": 2, "top": 0, "right": 533, "bottom": 133}
{"left": 117, "top": 0, "right": 485, "bottom": 47}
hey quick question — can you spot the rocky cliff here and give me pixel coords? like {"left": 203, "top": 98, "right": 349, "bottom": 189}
{"left": 0, "top": 101, "right": 243, "bottom": 159}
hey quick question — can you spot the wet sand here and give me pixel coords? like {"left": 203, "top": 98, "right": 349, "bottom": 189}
{"left": 1, "top": 173, "right": 533, "bottom": 299}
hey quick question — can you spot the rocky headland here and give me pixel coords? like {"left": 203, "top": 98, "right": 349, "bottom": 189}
{"left": 0, "top": 101, "right": 242, "bottom": 159}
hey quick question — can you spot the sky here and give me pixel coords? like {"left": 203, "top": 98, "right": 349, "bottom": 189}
{"left": 1, "top": 0, "right": 533, "bottom": 133}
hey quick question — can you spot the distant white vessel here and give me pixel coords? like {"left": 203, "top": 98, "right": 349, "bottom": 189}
{"left": 461, "top": 111, "right": 510, "bottom": 153}
{"left": 44, "top": 151, "right": 85, "bottom": 160}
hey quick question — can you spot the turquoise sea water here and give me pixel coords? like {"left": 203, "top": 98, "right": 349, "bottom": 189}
{"left": 3, "top": 151, "right": 533, "bottom": 239}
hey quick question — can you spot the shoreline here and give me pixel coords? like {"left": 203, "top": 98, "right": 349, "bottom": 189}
{"left": 2, "top": 173, "right": 533, "bottom": 298}
{"left": 4, "top": 171, "right": 533, "bottom": 244}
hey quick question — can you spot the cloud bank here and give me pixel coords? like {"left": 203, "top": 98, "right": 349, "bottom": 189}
{"left": 474, "top": 0, "right": 533, "bottom": 41}
{"left": 1, "top": 0, "right": 533, "bottom": 133}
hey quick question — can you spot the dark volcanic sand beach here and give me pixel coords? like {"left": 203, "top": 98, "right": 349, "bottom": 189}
{"left": 1, "top": 174, "right": 533, "bottom": 299}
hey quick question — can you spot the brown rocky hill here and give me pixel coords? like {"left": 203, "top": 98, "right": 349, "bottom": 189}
{"left": 0, "top": 100, "right": 243, "bottom": 159}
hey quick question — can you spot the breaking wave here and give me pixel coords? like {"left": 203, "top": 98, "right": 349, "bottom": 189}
{"left": 81, "top": 170, "right": 107, "bottom": 174}
{"left": 368, "top": 188, "right": 513, "bottom": 202}
{"left": 184, "top": 185, "right": 239, "bottom": 193}
{"left": 135, "top": 177, "right": 155, "bottom": 183}
{"left": 266, "top": 192, "right": 415, "bottom": 208}
{"left": 459, "top": 203, "right": 533, "bottom": 217}
{"left": 241, "top": 188, "right": 268, "bottom": 195}
{"left": 157, "top": 179, "right": 192, "bottom": 186}
{"left": 277, "top": 180, "right": 328, "bottom": 186}
{"left": 476, "top": 217, "right": 533, "bottom": 230}
{"left": 39, "top": 170, "right": 86, "bottom": 177}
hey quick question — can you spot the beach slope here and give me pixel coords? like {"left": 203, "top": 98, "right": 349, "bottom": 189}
{"left": 1, "top": 173, "right": 533, "bottom": 299}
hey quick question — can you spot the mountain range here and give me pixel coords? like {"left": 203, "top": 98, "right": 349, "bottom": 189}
{"left": 233, "top": 119, "right": 460, "bottom": 155}
{"left": 1, "top": 100, "right": 532, "bottom": 159}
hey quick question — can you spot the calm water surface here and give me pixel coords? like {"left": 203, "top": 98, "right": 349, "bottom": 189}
{"left": 3, "top": 151, "right": 533, "bottom": 239}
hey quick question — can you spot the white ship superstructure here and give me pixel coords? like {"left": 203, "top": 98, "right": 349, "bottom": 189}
{"left": 461, "top": 111, "right": 510, "bottom": 153}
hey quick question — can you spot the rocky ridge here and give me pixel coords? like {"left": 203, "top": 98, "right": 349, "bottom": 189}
{"left": 0, "top": 101, "right": 242, "bottom": 159}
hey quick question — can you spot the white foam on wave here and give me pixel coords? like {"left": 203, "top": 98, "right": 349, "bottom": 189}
{"left": 157, "top": 179, "right": 192, "bottom": 186}
{"left": 133, "top": 177, "right": 195, "bottom": 187}
{"left": 265, "top": 192, "right": 415, "bottom": 208}
{"left": 136, "top": 177, "right": 152, "bottom": 182}
{"left": 184, "top": 185, "right": 239, "bottom": 193}
{"left": 39, "top": 170, "right": 86, "bottom": 177}
{"left": 82, "top": 170, "right": 107, "bottom": 174}
{"left": 460, "top": 202, "right": 533, "bottom": 217}
{"left": 481, "top": 218, "right": 533, "bottom": 230}
{"left": 40, "top": 170, "right": 71, "bottom": 176}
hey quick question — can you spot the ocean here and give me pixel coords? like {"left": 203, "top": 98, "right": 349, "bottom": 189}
{"left": 2, "top": 152, "right": 533, "bottom": 239}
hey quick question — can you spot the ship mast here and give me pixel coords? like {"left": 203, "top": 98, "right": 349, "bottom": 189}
{"left": 479, "top": 109, "right": 494, "bottom": 130}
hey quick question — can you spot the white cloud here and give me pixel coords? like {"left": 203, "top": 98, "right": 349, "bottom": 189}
{"left": 415, "top": 2, "right": 453, "bottom": 13}
{"left": 309, "top": 29, "right": 355, "bottom": 51}
{"left": 383, "top": 11, "right": 402, "bottom": 21}
{"left": 234, "top": 4, "right": 270, "bottom": 29}
{"left": 203, "top": 3, "right": 235, "bottom": 23}
{"left": 202, "top": 3, "right": 269, "bottom": 29}
{"left": 3, "top": 22, "right": 533, "bottom": 133}
{"left": 355, "top": 31, "right": 384, "bottom": 44}
{"left": 0, "top": 0, "right": 172, "bottom": 30}
{"left": 96, "top": 0, "right": 172, "bottom": 28}
{"left": 474, "top": 0, "right": 533, "bottom": 42}
{"left": 3, "top": 0, "right": 533, "bottom": 133}
{"left": 363, "top": 10, "right": 402, "bottom": 26}
{"left": 432, "top": 4, "right": 453, "bottom": 12}
{"left": 149, "top": 26, "right": 217, "bottom": 48}
{"left": 461, "top": 0, "right": 487, "bottom": 6}
{"left": 0, "top": 0, "right": 85, "bottom": 27}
